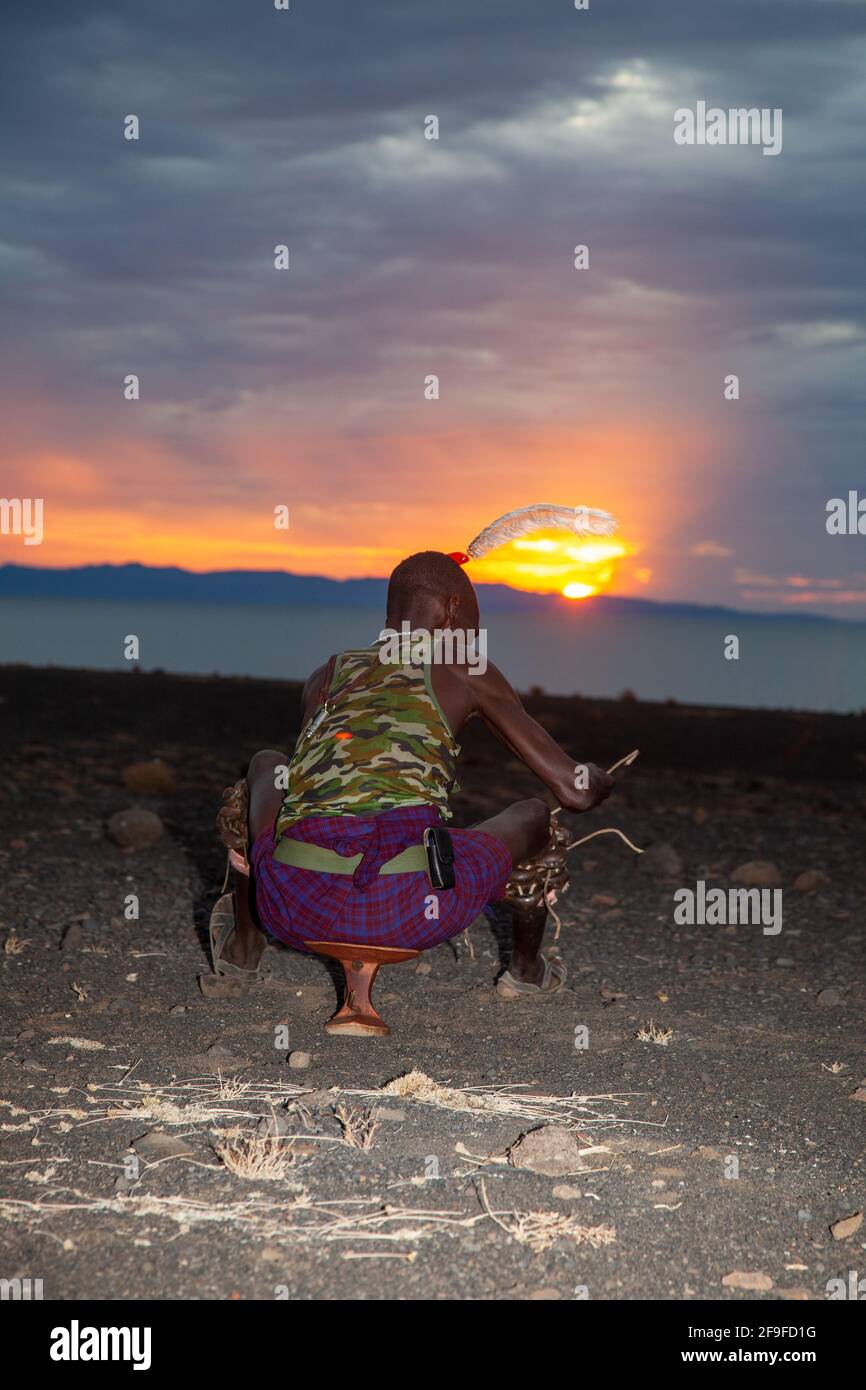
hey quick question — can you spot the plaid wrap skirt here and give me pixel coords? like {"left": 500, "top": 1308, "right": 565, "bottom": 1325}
{"left": 251, "top": 804, "right": 512, "bottom": 952}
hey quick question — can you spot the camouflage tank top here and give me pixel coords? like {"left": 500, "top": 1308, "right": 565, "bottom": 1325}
{"left": 274, "top": 642, "right": 460, "bottom": 835}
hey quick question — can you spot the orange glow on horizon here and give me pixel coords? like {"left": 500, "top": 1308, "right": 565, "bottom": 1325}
{"left": 1, "top": 421, "right": 695, "bottom": 600}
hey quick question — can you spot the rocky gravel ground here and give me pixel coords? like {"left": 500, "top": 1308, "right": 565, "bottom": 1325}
{"left": 1, "top": 666, "right": 864, "bottom": 1301}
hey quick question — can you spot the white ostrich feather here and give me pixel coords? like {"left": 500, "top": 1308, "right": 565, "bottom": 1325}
{"left": 465, "top": 503, "right": 618, "bottom": 560}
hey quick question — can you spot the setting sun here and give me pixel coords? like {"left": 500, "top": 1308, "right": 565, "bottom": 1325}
{"left": 469, "top": 532, "right": 633, "bottom": 599}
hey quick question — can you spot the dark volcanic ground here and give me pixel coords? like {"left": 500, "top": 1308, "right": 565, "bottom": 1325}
{"left": 0, "top": 666, "right": 864, "bottom": 1301}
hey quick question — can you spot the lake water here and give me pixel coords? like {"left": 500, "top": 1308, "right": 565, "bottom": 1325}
{"left": 1, "top": 596, "right": 864, "bottom": 712}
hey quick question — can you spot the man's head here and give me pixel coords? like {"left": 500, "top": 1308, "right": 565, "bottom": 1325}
{"left": 386, "top": 551, "right": 480, "bottom": 632}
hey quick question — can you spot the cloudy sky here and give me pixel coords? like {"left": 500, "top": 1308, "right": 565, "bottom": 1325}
{"left": 2, "top": 0, "right": 865, "bottom": 613}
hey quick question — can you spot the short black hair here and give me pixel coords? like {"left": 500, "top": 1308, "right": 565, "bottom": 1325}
{"left": 386, "top": 550, "right": 477, "bottom": 618}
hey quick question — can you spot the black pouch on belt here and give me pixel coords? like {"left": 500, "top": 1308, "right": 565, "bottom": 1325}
{"left": 423, "top": 827, "right": 456, "bottom": 890}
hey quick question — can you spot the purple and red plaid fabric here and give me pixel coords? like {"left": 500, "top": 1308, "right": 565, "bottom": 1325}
{"left": 251, "top": 804, "right": 512, "bottom": 952}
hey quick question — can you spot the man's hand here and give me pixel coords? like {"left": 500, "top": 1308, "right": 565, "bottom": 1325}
{"left": 566, "top": 762, "right": 614, "bottom": 814}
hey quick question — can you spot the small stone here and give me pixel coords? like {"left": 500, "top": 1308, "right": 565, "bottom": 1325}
{"left": 168, "top": 1004, "right": 188, "bottom": 1016}
{"left": 815, "top": 988, "right": 842, "bottom": 1008}
{"left": 830, "top": 1211, "right": 862, "bottom": 1241}
{"left": 552, "top": 1184, "right": 582, "bottom": 1199}
{"left": 256, "top": 1109, "right": 292, "bottom": 1139}
{"left": 288, "top": 1050, "right": 311, "bottom": 1069}
{"left": 527, "top": 1288, "right": 562, "bottom": 1300}
{"left": 373, "top": 1107, "right": 407, "bottom": 1122}
{"left": 107, "top": 807, "right": 164, "bottom": 850}
{"left": 415, "top": 960, "right": 432, "bottom": 975}
{"left": 850, "top": 1086, "right": 866, "bottom": 1103}
{"left": 721, "top": 1270, "right": 773, "bottom": 1291}
{"left": 793, "top": 869, "right": 829, "bottom": 894}
{"left": 731, "top": 860, "right": 782, "bottom": 888}
{"left": 639, "top": 841, "right": 683, "bottom": 877}
{"left": 132, "top": 1132, "right": 195, "bottom": 1161}
{"left": 509, "top": 1125, "right": 585, "bottom": 1177}
{"left": 60, "top": 923, "right": 83, "bottom": 953}
{"left": 297, "top": 1089, "right": 335, "bottom": 1112}
{"left": 122, "top": 759, "right": 176, "bottom": 795}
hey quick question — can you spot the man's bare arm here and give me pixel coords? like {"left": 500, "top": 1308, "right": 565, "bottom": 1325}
{"left": 470, "top": 661, "right": 613, "bottom": 813}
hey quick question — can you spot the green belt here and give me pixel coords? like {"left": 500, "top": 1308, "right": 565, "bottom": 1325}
{"left": 273, "top": 837, "right": 428, "bottom": 876}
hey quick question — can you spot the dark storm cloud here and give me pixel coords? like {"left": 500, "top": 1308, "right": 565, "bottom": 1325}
{"left": 2, "top": 0, "right": 865, "bottom": 605}
{"left": 3, "top": 1, "right": 864, "bottom": 363}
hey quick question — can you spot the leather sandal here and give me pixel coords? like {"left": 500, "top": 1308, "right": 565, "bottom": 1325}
{"left": 208, "top": 893, "right": 270, "bottom": 980}
{"left": 495, "top": 950, "right": 567, "bottom": 1000}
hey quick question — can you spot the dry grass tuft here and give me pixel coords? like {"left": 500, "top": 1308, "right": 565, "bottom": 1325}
{"left": 503, "top": 1211, "right": 616, "bottom": 1254}
{"left": 214, "top": 1132, "right": 296, "bottom": 1182}
{"left": 477, "top": 1180, "right": 615, "bottom": 1254}
{"left": 4, "top": 935, "right": 31, "bottom": 955}
{"left": 636, "top": 1021, "right": 673, "bottom": 1046}
{"left": 381, "top": 1070, "right": 471, "bottom": 1109}
{"left": 216, "top": 1076, "right": 252, "bottom": 1102}
{"left": 335, "top": 1105, "right": 378, "bottom": 1151}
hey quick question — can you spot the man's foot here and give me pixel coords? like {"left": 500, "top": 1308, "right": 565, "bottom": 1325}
{"left": 220, "top": 924, "right": 266, "bottom": 974}
{"left": 510, "top": 954, "right": 547, "bottom": 986}
{"left": 209, "top": 894, "right": 269, "bottom": 979}
{"left": 496, "top": 950, "right": 567, "bottom": 999}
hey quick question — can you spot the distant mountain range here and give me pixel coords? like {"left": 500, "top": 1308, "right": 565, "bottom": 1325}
{"left": 0, "top": 562, "right": 856, "bottom": 625}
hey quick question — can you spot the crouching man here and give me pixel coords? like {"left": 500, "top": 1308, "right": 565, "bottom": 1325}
{"left": 214, "top": 551, "right": 612, "bottom": 1006}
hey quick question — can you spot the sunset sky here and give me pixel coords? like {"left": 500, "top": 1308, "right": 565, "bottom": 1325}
{"left": 2, "top": 1, "right": 865, "bottom": 614}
